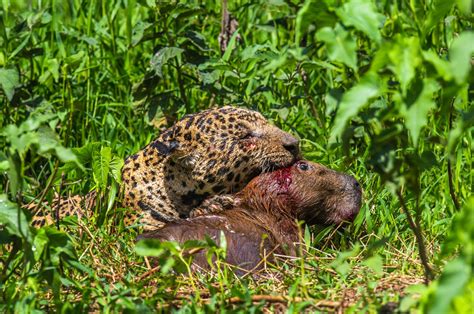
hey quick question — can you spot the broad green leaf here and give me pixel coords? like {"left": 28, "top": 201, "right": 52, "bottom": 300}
{"left": 7, "top": 129, "right": 37, "bottom": 155}
{"left": 109, "top": 156, "right": 124, "bottom": 184}
{"left": 67, "top": 260, "right": 95, "bottom": 276}
{"left": 0, "top": 68, "right": 20, "bottom": 101}
{"left": 295, "top": 0, "right": 337, "bottom": 43}
{"left": 449, "top": 31, "right": 474, "bottom": 84}
{"left": 403, "top": 79, "right": 439, "bottom": 146}
{"left": 136, "top": 239, "right": 167, "bottom": 256}
{"left": 92, "top": 147, "right": 112, "bottom": 189}
{"left": 36, "top": 126, "right": 79, "bottom": 164}
{"left": 337, "top": 0, "right": 385, "bottom": 44}
{"left": 161, "top": 257, "right": 178, "bottom": 274}
{"left": 330, "top": 246, "right": 360, "bottom": 277}
{"left": 65, "top": 51, "right": 86, "bottom": 66}
{"left": 304, "top": 225, "right": 311, "bottom": 246}
{"left": 71, "top": 142, "right": 101, "bottom": 166}
{"left": 9, "top": 33, "right": 31, "bottom": 59}
{"left": 185, "top": 30, "right": 210, "bottom": 52}
{"left": 131, "top": 21, "right": 152, "bottom": 46}
{"left": 222, "top": 31, "right": 239, "bottom": 62}
{"left": 423, "top": 0, "right": 455, "bottom": 38}
{"left": 240, "top": 44, "right": 276, "bottom": 62}
{"left": 44, "top": 227, "right": 77, "bottom": 263}
{"left": 401, "top": 284, "right": 429, "bottom": 311}
{"left": 46, "top": 59, "right": 59, "bottom": 81}
{"left": 388, "top": 37, "right": 421, "bottom": 95}
{"left": 53, "top": 147, "right": 79, "bottom": 164}
{"left": 441, "top": 197, "right": 474, "bottom": 258}
{"left": 39, "top": 58, "right": 60, "bottom": 86}
{"left": 150, "top": 47, "right": 184, "bottom": 77}
{"left": 0, "top": 160, "right": 9, "bottom": 171}
{"left": 422, "top": 50, "right": 453, "bottom": 81}
{"left": 316, "top": 24, "right": 357, "bottom": 70}
{"left": 447, "top": 105, "right": 474, "bottom": 156}
{"left": 427, "top": 257, "right": 471, "bottom": 313}
{"left": 33, "top": 229, "right": 49, "bottom": 260}
{"left": 363, "top": 255, "right": 383, "bottom": 275}
{"left": 421, "top": 199, "right": 474, "bottom": 313}
{"left": 0, "top": 153, "right": 21, "bottom": 197}
{"left": 456, "top": 0, "right": 472, "bottom": 14}
{"left": 19, "top": 111, "right": 57, "bottom": 133}
{"left": 262, "top": 54, "right": 293, "bottom": 73}
{"left": 452, "top": 280, "right": 474, "bottom": 313}
{"left": 107, "top": 182, "right": 118, "bottom": 213}
{"left": 273, "top": 107, "right": 289, "bottom": 121}
{"left": 331, "top": 73, "right": 382, "bottom": 140}
{"left": 0, "top": 194, "right": 30, "bottom": 239}
{"left": 199, "top": 70, "right": 220, "bottom": 85}
{"left": 218, "top": 230, "right": 227, "bottom": 252}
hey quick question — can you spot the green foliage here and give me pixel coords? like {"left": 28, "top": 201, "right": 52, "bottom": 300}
{"left": 0, "top": 0, "right": 472, "bottom": 312}
{"left": 0, "top": 68, "right": 19, "bottom": 101}
{"left": 0, "top": 194, "right": 30, "bottom": 240}
{"left": 402, "top": 198, "right": 474, "bottom": 313}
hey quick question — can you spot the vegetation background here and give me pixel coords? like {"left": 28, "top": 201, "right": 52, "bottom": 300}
{"left": 0, "top": 0, "right": 472, "bottom": 312}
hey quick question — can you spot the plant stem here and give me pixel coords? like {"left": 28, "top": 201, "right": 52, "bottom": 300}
{"left": 447, "top": 98, "right": 460, "bottom": 211}
{"left": 175, "top": 62, "right": 189, "bottom": 111}
{"left": 31, "top": 160, "right": 59, "bottom": 219}
{"left": 55, "top": 172, "right": 65, "bottom": 230}
{"left": 447, "top": 160, "right": 460, "bottom": 211}
{"left": 396, "top": 190, "right": 434, "bottom": 284}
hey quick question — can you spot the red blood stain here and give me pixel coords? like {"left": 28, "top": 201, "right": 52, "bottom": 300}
{"left": 272, "top": 166, "right": 293, "bottom": 193}
{"left": 244, "top": 141, "right": 257, "bottom": 150}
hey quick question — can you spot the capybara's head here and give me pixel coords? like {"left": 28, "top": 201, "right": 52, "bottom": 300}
{"left": 240, "top": 160, "right": 362, "bottom": 225}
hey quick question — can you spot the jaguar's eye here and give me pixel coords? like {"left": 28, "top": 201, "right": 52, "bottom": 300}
{"left": 297, "top": 162, "right": 309, "bottom": 171}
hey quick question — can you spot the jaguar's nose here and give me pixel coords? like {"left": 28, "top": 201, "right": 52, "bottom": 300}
{"left": 282, "top": 135, "right": 300, "bottom": 157}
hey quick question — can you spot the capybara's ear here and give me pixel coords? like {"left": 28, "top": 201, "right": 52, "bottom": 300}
{"left": 136, "top": 230, "right": 166, "bottom": 242}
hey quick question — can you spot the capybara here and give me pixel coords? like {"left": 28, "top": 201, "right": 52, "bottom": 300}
{"left": 137, "top": 160, "right": 362, "bottom": 273}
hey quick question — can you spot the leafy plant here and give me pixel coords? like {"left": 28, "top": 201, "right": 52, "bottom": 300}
{"left": 0, "top": 0, "right": 472, "bottom": 311}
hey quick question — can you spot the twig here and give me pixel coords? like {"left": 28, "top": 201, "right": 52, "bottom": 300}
{"left": 396, "top": 190, "right": 433, "bottom": 283}
{"left": 144, "top": 256, "right": 151, "bottom": 269}
{"left": 227, "top": 295, "right": 339, "bottom": 308}
{"left": 447, "top": 97, "right": 460, "bottom": 211}
{"left": 447, "top": 160, "right": 460, "bottom": 210}
{"left": 218, "top": 0, "right": 240, "bottom": 54}
{"left": 175, "top": 61, "right": 189, "bottom": 111}
{"left": 218, "top": 0, "right": 229, "bottom": 54}
{"left": 29, "top": 160, "right": 59, "bottom": 218}
{"left": 298, "top": 64, "right": 324, "bottom": 129}
{"left": 138, "top": 265, "right": 161, "bottom": 281}
{"left": 173, "top": 294, "right": 340, "bottom": 309}
{"left": 173, "top": 293, "right": 340, "bottom": 308}
{"left": 55, "top": 171, "right": 66, "bottom": 230}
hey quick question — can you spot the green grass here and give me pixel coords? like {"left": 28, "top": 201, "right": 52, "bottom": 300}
{"left": 1, "top": 0, "right": 473, "bottom": 312}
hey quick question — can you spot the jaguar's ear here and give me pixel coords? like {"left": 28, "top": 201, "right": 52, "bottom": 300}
{"left": 150, "top": 138, "right": 198, "bottom": 170}
{"left": 150, "top": 139, "right": 180, "bottom": 156}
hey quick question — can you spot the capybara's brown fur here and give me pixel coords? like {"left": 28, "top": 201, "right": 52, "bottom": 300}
{"left": 137, "top": 160, "right": 362, "bottom": 272}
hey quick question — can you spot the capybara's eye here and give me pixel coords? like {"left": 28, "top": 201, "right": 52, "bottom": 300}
{"left": 297, "top": 162, "right": 309, "bottom": 171}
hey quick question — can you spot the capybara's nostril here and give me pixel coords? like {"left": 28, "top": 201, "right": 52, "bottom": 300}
{"left": 347, "top": 210, "right": 359, "bottom": 222}
{"left": 353, "top": 179, "right": 360, "bottom": 190}
{"left": 344, "top": 175, "right": 361, "bottom": 192}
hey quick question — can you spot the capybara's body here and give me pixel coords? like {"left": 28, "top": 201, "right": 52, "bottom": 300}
{"left": 138, "top": 161, "right": 362, "bottom": 272}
